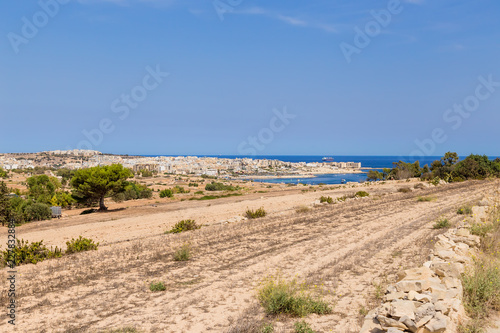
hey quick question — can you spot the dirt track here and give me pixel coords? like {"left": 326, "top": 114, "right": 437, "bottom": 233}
{"left": 0, "top": 180, "right": 498, "bottom": 332}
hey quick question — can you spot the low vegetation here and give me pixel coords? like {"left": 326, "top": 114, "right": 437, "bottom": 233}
{"left": 294, "top": 321, "right": 315, "bottom": 333}
{"left": 319, "top": 196, "right": 333, "bottom": 204}
{"left": 159, "top": 189, "right": 174, "bottom": 198}
{"left": 149, "top": 281, "right": 166, "bottom": 292}
{"left": 257, "top": 275, "right": 332, "bottom": 317}
{"left": 355, "top": 191, "right": 369, "bottom": 198}
{"left": 65, "top": 236, "right": 99, "bottom": 254}
{"left": 189, "top": 193, "right": 242, "bottom": 201}
{"left": 246, "top": 207, "right": 267, "bottom": 219}
{"left": 460, "top": 204, "right": 500, "bottom": 332}
{"left": 173, "top": 243, "right": 191, "bottom": 261}
{"left": 457, "top": 205, "right": 473, "bottom": 215}
{"left": 166, "top": 219, "right": 201, "bottom": 234}
{"left": 295, "top": 205, "right": 312, "bottom": 214}
{"left": 205, "top": 182, "right": 240, "bottom": 192}
{"left": 417, "top": 196, "right": 435, "bottom": 202}
{"left": 433, "top": 218, "right": 450, "bottom": 229}
{"left": 398, "top": 187, "right": 411, "bottom": 193}
{"left": 2, "top": 235, "right": 99, "bottom": 267}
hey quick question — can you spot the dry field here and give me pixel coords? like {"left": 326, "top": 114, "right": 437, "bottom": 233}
{"left": 0, "top": 179, "right": 498, "bottom": 332}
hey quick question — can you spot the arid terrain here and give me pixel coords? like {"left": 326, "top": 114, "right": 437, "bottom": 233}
{"left": 0, "top": 179, "right": 499, "bottom": 332}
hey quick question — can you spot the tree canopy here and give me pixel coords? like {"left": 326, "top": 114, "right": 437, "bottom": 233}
{"left": 71, "top": 164, "right": 133, "bottom": 211}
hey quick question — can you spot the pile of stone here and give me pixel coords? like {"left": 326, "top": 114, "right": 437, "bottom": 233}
{"left": 359, "top": 198, "right": 493, "bottom": 333}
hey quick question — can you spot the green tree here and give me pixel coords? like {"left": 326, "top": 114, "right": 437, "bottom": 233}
{"left": 441, "top": 152, "right": 459, "bottom": 167}
{"left": 366, "top": 170, "right": 383, "bottom": 181}
{"left": 26, "top": 175, "right": 61, "bottom": 204}
{"left": 0, "top": 181, "right": 10, "bottom": 226}
{"left": 0, "top": 167, "right": 8, "bottom": 178}
{"left": 71, "top": 164, "right": 133, "bottom": 211}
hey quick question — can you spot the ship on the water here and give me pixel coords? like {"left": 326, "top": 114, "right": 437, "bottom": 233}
{"left": 322, "top": 157, "right": 334, "bottom": 162}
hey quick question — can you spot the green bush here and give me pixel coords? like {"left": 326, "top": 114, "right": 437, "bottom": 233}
{"left": 149, "top": 281, "right": 166, "bottom": 292}
{"left": 188, "top": 183, "right": 199, "bottom": 187}
{"left": 159, "top": 189, "right": 174, "bottom": 198}
{"left": 194, "top": 191, "right": 204, "bottom": 195}
{"left": 246, "top": 207, "right": 267, "bottom": 219}
{"left": 257, "top": 276, "right": 332, "bottom": 317}
{"left": 355, "top": 191, "right": 369, "bottom": 198}
{"left": 205, "top": 182, "right": 239, "bottom": 191}
{"left": 25, "top": 202, "right": 52, "bottom": 221}
{"left": 433, "top": 219, "right": 450, "bottom": 229}
{"left": 2, "top": 239, "right": 62, "bottom": 266}
{"left": 173, "top": 243, "right": 191, "bottom": 261}
{"left": 294, "top": 321, "right": 315, "bottom": 333}
{"left": 319, "top": 196, "right": 333, "bottom": 204}
{"left": 172, "top": 186, "right": 189, "bottom": 194}
{"left": 167, "top": 220, "right": 201, "bottom": 234}
{"left": 65, "top": 236, "right": 99, "bottom": 254}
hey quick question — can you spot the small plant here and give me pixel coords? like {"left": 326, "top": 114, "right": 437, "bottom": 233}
{"left": 257, "top": 275, "right": 332, "bottom": 317}
{"left": 296, "top": 206, "right": 311, "bottom": 214}
{"left": 319, "top": 196, "right": 333, "bottom": 204}
{"left": 159, "top": 189, "right": 174, "bottom": 198}
{"left": 430, "top": 177, "right": 441, "bottom": 186}
{"left": 294, "top": 321, "right": 315, "bottom": 333}
{"left": 194, "top": 191, "right": 204, "bottom": 195}
{"left": 358, "top": 305, "right": 368, "bottom": 316}
{"left": 433, "top": 219, "right": 450, "bottom": 229}
{"left": 173, "top": 243, "right": 191, "bottom": 261}
{"left": 167, "top": 220, "right": 201, "bottom": 234}
{"left": 2, "top": 239, "right": 62, "bottom": 266}
{"left": 246, "top": 207, "right": 267, "bottom": 219}
{"left": 65, "top": 236, "right": 99, "bottom": 254}
{"left": 458, "top": 206, "right": 473, "bottom": 215}
{"left": 149, "top": 281, "right": 166, "bottom": 292}
{"left": 417, "top": 196, "right": 435, "bottom": 202}
{"left": 355, "top": 191, "right": 369, "bottom": 198}
{"left": 398, "top": 187, "right": 411, "bottom": 193}
{"left": 469, "top": 222, "right": 494, "bottom": 238}
{"left": 261, "top": 323, "right": 274, "bottom": 333}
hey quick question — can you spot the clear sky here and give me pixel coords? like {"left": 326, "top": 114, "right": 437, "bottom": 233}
{"left": 1, "top": 0, "right": 499, "bottom": 156}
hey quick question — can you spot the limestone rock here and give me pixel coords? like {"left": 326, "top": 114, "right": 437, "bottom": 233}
{"left": 376, "top": 315, "right": 408, "bottom": 330}
{"left": 390, "top": 300, "right": 416, "bottom": 320}
{"left": 425, "top": 312, "right": 447, "bottom": 332}
{"left": 399, "top": 316, "right": 418, "bottom": 333}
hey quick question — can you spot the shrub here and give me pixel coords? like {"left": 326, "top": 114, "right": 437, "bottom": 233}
{"left": 2, "top": 239, "right": 62, "bottom": 266}
{"left": 173, "top": 244, "right": 191, "bottom": 261}
{"left": 194, "top": 191, "right": 204, "bottom": 195}
{"left": 433, "top": 219, "right": 450, "bottom": 229}
{"left": 417, "top": 196, "right": 435, "bottom": 202}
{"left": 257, "top": 275, "right": 332, "bottom": 317}
{"left": 65, "top": 236, "right": 99, "bottom": 254}
{"left": 355, "top": 191, "right": 369, "bottom": 198}
{"left": 159, "top": 189, "right": 174, "bottom": 198}
{"left": 398, "top": 187, "right": 411, "bottom": 193}
{"left": 319, "top": 196, "right": 333, "bottom": 204}
{"left": 205, "top": 182, "right": 239, "bottom": 191}
{"left": 296, "top": 206, "right": 311, "bottom": 214}
{"left": 25, "top": 202, "right": 52, "bottom": 221}
{"left": 173, "top": 186, "right": 189, "bottom": 194}
{"left": 246, "top": 207, "right": 267, "bottom": 219}
{"left": 188, "top": 183, "right": 199, "bottom": 187}
{"left": 457, "top": 206, "right": 473, "bottom": 215}
{"left": 167, "top": 219, "right": 201, "bottom": 234}
{"left": 294, "top": 321, "right": 315, "bottom": 333}
{"left": 149, "top": 281, "right": 166, "bottom": 292}
{"left": 462, "top": 258, "right": 500, "bottom": 320}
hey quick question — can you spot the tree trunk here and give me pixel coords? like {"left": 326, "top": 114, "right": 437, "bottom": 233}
{"left": 99, "top": 195, "right": 107, "bottom": 211}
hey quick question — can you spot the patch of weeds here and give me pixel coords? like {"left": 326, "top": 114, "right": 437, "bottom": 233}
{"left": 319, "top": 196, "right": 333, "bottom": 204}
{"left": 433, "top": 219, "right": 450, "bottom": 229}
{"left": 358, "top": 305, "right": 368, "bottom": 316}
{"left": 173, "top": 243, "right": 191, "bottom": 261}
{"left": 257, "top": 275, "right": 332, "bottom": 317}
{"left": 65, "top": 236, "right": 99, "bottom": 254}
{"left": 166, "top": 219, "right": 201, "bottom": 234}
{"left": 246, "top": 207, "right": 267, "bottom": 219}
{"left": 261, "top": 323, "right": 274, "bottom": 333}
{"left": 458, "top": 206, "right": 473, "bottom": 215}
{"left": 190, "top": 193, "right": 242, "bottom": 201}
{"left": 417, "top": 196, "right": 435, "bottom": 202}
{"left": 295, "top": 206, "right": 312, "bottom": 214}
{"left": 149, "top": 281, "right": 166, "bottom": 292}
{"left": 293, "top": 321, "right": 314, "bottom": 333}
{"left": 469, "top": 222, "right": 494, "bottom": 238}
{"left": 355, "top": 191, "right": 369, "bottom": 198}
{"left": 2, "top": 239, "right": 62, "bottom": 266}
{"left": 398, "top": 187, "right": 411, "bottom": 193}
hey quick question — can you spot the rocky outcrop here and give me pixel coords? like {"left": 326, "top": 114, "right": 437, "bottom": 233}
{"left": 359, "top": 197, "right": 494, "bottom": 333}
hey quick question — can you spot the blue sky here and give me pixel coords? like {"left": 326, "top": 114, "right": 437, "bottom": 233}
{"left": 1, "top": 0, "right": 499, "bottom": 156}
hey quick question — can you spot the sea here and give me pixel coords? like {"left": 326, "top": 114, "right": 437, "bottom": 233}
{"left": 142, "top": 155, "right": 498, "bottom": 185}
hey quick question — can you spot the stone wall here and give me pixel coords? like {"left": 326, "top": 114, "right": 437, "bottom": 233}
{"left": 359, "top": 197, "right": 495, "bottom": 333}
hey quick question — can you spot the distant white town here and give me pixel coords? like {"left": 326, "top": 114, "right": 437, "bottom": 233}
{"left": 0, "top": 150, "right": 362, "bottom": 177}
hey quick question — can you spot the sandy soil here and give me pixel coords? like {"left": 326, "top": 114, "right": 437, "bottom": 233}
{"left": 0, "top": 179, "right": 498, "bottom": 332}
